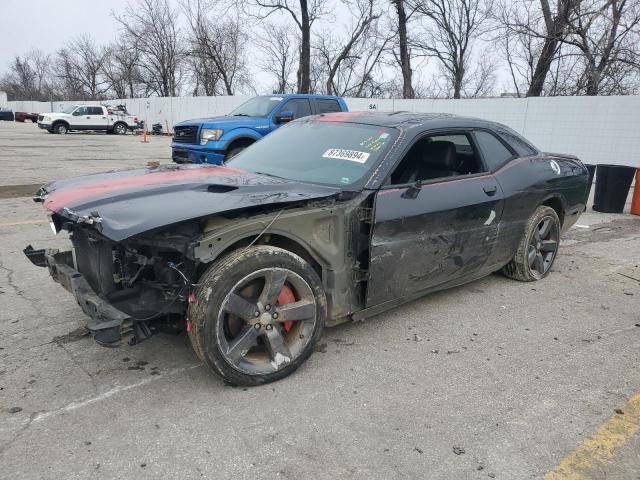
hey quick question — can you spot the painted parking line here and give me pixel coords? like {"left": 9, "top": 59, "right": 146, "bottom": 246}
{"left": 0, "top": 219, "right": 47, "bottom": 227}
{"left": 545, "top": 393, "right": 640, "bottom": 479}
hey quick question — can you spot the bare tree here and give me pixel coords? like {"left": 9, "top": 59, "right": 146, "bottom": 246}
{"left": 0, "top": 50, "right": 54, "bottom": 101}
{"left": 183, "top": 0, "right": 253, "bottom": 95}
{"left": 102, "top": 39, "right": 142, "bottom": 98}
{"left": 495, "top": 0, "right": 575, "bottom": 96}
{"left": 315, "top": 0, "right": 383, "bottom": 95}
{"left": 392, "top": 0, "right": 416, "bottom": 98}
{"left": 410, "top": 0, "right": 492, "bottom": 98}
{"left": 115, "top": 0, "right": 184, "bottom": 96}
{"left": 54, "top": 36, "right": 109, "bottom": 100}
{"left": 564, "top": 0, "right": 640, "bottom": 95}
{"left": 256, "top": 23, "right": 298, "bottom": 93}
{"left": 245, "top": 0, "right": 327, "bottom": 93}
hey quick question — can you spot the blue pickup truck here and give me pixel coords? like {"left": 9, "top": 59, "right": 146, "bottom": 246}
{"left": 171, "top": 94, "right": 348, "bottom": 164}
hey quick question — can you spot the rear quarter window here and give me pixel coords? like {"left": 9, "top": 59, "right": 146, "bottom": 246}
{"left": 495, "top": 127, "right": 538, "bottom": 156}
{"left": 316, "top": 99, "right": 342, "bottom": 114}
{"left": 474, "top": 130, "right": 514, "bottom": 170}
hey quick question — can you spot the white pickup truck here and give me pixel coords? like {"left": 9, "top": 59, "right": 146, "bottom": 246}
{"left": 38, "top": 105, "right": 139, "bottom": 135}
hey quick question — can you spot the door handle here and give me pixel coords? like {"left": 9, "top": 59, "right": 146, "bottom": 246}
{"left": 483, "top": 185, "right": 497, "bottom": 196}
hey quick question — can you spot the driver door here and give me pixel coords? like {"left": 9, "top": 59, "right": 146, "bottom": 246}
{"left": 271, "top": 98, "right": 311, "bottom": 131}
{"left": 365, "top": 132, "right": 505, "bottom": 308}
{"left": 70, "top": 106, "right": 90, "bottom": 128}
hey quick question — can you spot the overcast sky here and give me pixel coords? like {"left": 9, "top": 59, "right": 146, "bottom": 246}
{"left": 1, "top": 0, "right": 511, "bottom": 96}
{"left": 0, "top": 0, "right": 130, "bottom": 69}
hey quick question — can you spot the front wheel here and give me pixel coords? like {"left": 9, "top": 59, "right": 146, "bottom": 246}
{"left": 188, "top": 246, "right": 326, "bottom": 386}
{"left": 53, "top": 123, "right": 68, "bottom": 134}
{"left": 224, "top": 147, "right": 245, "bottom": 161}
{"left": 502, "top": 205, "right": 561, "bottom": 281}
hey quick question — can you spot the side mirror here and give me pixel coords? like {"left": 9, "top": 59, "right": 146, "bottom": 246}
{"left": 72, "top": 110, "right": 81, "bottom": 116}
{"left": 275, "top": 111, "right": 294, "bottom": 123}
{"left": 401, "top": 180, "right": 423, "bottom": 199}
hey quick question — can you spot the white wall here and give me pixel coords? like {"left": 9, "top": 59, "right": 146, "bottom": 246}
{"left": 0, "top": 91, "right": 8, "bottom": 109}
{"left": 8, "top": 95, "right": 640, "bottom": 168}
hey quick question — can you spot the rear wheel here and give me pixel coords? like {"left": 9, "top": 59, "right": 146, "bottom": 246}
{"left": 188, "top": 246, "right": 326, "bottom": 386}
{"left": 502, "top": 205, "right": 560, "bottom": 281}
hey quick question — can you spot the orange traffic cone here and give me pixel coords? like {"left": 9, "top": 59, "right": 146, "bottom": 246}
{"left": 631, "top": 169, "right": 640, "bottom": 216}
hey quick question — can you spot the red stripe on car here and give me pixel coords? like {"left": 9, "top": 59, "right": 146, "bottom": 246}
{"left": 44, "top": 165, "right": 245, "bottom": 212}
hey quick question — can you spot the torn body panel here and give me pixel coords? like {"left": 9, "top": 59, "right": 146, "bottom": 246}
{"left": 367, "top": 175, "right": 505, "bottom": 307}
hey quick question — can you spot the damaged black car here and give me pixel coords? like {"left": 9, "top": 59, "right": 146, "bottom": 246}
{"left": 25, "top": 112, "right": 590, "bottom": 386}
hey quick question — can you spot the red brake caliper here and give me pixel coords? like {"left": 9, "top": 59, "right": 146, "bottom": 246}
{"left": 277, "top": 284, "right": 296, "bottom": 333}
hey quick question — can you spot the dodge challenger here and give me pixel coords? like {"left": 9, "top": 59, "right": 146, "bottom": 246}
{"left": 25, "top": 112, "right": 589, "bottom": 386}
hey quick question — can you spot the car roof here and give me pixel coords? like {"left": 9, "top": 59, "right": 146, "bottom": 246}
{"left": 310, "top": 111, "right": 501, "bottom": 129}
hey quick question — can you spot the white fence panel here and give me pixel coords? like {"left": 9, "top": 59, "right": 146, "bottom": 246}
{"left": 522, "top": 96, "right": 640, "bottom": 168}
{"left": 6, "top": 95, "right": 640, "bottom": 167}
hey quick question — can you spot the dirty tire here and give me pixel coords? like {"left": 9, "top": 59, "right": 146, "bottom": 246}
{"left": 502, "top": 205, "right": 560, "bottom": 282}
{"left": 224, "top": 147, "right": 245, "bottom": 161}
{"left": 53, "top": 122, "right": 68, "bottom": 134}
{"left": 188, "top": 246, "right": 326, "bottom": 386}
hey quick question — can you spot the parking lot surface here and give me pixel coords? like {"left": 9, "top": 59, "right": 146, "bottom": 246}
{"left": 0, "top": 121, "right": 639, "bottom": 479}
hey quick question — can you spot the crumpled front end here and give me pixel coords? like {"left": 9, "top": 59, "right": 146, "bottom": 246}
{"left": 24, "top": 224, "right": 197, "bottom": 346}
{"left": 24, "top": 246, "right": 132, "bottom": 345}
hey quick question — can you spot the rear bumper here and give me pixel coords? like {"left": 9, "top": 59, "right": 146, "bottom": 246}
{"left": 24, "top": 245, "right": 129, "bottom": 345}
{"left": 171, "top": 144, "right": 225, "bottom": 165}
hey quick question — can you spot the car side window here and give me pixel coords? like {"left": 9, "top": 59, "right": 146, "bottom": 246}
{"left": 279, "top": 99, "right": 312, "bottom": 119}
{"left": 316, "top": 99, "right": 341, "bottom": 114}
{"left": 495, "top": 128, "right": 538, "bottom": 156}
{"left": 88, "top": 107, "right": 103, "bottom": 115}
{"left": 389, "top": 133, "right": 486, "bottom": 185}
{"left": 75, "top": 106, "right": 88, "bottom": 115}
{"left": 474, "top": 130, "right": 514, "bottom": 171}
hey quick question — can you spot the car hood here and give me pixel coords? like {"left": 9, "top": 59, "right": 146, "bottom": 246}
{"left": 37, "top": 164, "right": 341, "bottom": 241}
{"left": 175, "top": 115, "right": 266, "bottom": 128}
{"left": 45, "top": 113, "right": 71, "bottom": 118}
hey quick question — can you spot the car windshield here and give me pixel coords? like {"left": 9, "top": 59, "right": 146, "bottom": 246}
{"left": 61, "top": 105, "right": 77, "bottom": 114}
{"left": 229, "top": 97, "right": 283, "bottom": 117}
{"left": 227, "top": 120, "right": 397, "bottom": 187}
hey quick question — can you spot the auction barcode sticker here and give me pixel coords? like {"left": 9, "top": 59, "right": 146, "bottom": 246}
{"left": 322, "top": 149, "right": 370, "bottom": 163}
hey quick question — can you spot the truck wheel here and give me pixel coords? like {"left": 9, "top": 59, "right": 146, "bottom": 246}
{"left": 225, "top": 147, "right": 245, "bottom": 161}
{"left": 112, "top": 122, "right": 127, "bottom": 135}
{"left": 188, "top": 246, "right": 326, "bottom": 386}
{"left": 53, "top": 123, "right": 68, "bottom": 134}
{"left": 502, "top": 205, "right": 560, "bottom": 282}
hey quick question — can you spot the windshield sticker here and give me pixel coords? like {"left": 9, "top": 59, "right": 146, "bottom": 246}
{"left": 270, "top": 97, "right": 283, "bottom": 101}
{"left": 360, "top": 133, "right": 391, "bottom": 152}
{"left": 323, "top": 149, "right": 370, "bottom": 163}
{"left": 340, "top": 177, "right": 351, "bottom": 184}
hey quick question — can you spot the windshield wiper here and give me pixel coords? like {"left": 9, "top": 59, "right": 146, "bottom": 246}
{"left": 233, "top": 113, "right": 250, "bottom": 117}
